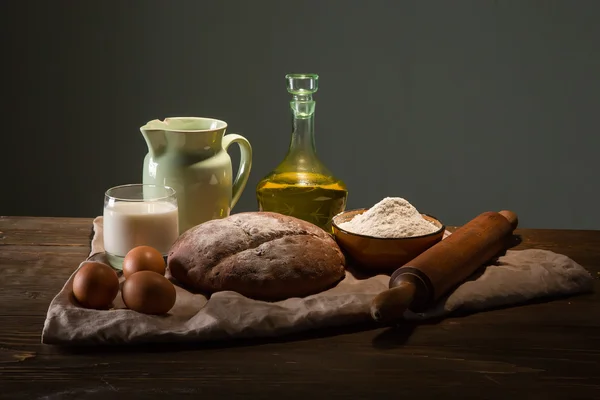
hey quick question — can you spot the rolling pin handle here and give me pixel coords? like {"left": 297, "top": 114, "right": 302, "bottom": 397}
{"left": 499, "top": 210, "right": 519, "bottom": 231}
{"left": 370, "top": 280, "right": 416, "bottom": 324}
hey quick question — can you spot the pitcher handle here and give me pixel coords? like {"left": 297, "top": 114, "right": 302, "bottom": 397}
{"left": 222, "top": 134, "right": 253, "bottom": 209}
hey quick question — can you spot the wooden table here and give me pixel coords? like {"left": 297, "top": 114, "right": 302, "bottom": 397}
{"left": 1, "top": 217, "right": 599, "bottom": 399}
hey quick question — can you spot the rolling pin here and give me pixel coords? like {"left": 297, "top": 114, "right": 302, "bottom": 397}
{"left": 370, "top": 210, "right": 519, "bottom": 324}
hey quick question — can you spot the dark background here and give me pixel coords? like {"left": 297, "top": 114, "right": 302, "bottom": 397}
{"left": 1, "top": 0, "right": 598, "bottom": 229}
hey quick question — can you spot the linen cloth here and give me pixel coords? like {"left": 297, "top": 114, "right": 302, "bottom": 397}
{"left": 42, "top": 217, "right": 594, "bottom": 345}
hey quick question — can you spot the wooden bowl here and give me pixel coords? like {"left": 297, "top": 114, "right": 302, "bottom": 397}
{"left": 332, "top": 208, "right": 445, "bottom": 272}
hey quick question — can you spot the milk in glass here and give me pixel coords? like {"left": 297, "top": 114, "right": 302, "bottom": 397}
{"left": 103, "top": 200, "right": 179, "bottom": 257}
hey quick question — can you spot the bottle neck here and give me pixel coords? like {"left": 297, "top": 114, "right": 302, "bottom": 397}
{"left": 288, "top": 96, "right": 317, "bottom": 157}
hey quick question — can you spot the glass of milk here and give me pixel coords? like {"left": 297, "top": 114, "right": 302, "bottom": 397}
{"left": 103, "top": 184, "right": 179, "bottom": 269}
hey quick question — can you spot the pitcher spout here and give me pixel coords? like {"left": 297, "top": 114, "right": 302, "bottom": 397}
{"left": 140, "top": 120, "right": 167, "bottom": 158}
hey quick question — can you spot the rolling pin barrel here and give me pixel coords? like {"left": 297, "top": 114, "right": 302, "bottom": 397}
{"left": 371, "top": 210, "right": 518, "bottom": 324}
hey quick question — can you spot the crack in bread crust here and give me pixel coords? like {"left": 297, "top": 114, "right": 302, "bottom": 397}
{"left": 214, "top": 214, "right": 334, "bottom": 271}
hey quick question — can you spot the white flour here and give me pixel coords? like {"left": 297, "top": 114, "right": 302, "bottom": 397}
{"left": 338, "top": 197, "right": 439, "bottom": 238}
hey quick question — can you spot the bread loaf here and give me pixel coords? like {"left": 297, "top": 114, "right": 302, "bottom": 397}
{"left": 167, "top": 212, "right": 346, "bottom": 301}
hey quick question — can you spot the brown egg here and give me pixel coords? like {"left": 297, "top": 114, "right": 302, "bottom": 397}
{"left": 122, "top": 245, "right": 166, "bottom": 278}
{"left": 72, "top": 262, "right": 119, "bottom": 310}
{"left": 121, "top": 270, "right": 176, "bottom": 315}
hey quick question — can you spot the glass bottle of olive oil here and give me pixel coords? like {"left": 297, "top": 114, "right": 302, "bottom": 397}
{"left": 256, "top": 74, "right": 348, "bottom": 232}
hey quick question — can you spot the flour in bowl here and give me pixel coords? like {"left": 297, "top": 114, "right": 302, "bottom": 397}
{"left": 338, "top": 197, "right": 440, "bottom": 238}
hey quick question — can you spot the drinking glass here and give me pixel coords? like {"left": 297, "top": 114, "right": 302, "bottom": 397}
{"left": 103, "top": 184, "right": 178, "bottom": 269}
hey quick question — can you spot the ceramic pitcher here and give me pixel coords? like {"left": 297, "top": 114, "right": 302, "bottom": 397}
{"left": 141, "top": 117, "right": 252, "bottom": 234}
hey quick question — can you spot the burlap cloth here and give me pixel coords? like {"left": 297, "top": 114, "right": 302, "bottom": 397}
{"left": 42, "top": 217, "right": 594, "bottom": 345}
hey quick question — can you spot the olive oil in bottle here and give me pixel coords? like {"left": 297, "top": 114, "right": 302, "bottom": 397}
{"left": 256, "top": 74, "right": 348, "bottom": 232}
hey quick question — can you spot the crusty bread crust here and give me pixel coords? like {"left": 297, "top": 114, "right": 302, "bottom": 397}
{"left": 167, "top": 212, "right": 346, "bottom": 301}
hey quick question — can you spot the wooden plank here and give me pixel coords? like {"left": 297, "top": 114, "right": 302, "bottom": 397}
{"left": 0, "top": 316, "right": 599, "bottom": 399}
{"left": 0, "top": 216, "right": 94, "bottom": 246}
{"left": 0, "top": 246, "right": 86, "bottom": 316}
{"left": 1, "top": 380, "right": 598, "bottom": 400}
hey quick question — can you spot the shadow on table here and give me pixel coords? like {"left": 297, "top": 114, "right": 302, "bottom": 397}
{"left": 370, "top": 288, "right": 597, "bottom": 350}
{"left": 370, "top": 316, "right": 447, "bottom": 349}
